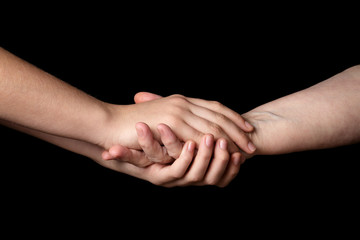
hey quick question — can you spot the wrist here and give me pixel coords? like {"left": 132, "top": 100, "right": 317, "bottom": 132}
{"left": 243, "top": 109, "right": 302, "bottom": 155}
{"left": 95, "top": 103, "right": 138, "bottom": 150}
{"left": 242, "top": 110, "right": 280, "bottom": 156}
{"left": 84, "top": 101, "right": 118, "bottom": 148}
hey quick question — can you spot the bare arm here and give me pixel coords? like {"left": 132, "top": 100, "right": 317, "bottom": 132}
{"left": 243, "top": 65, "right": 360, "bottom": 155}
{"left": 0, "top": 47, "right": 111, "bottom": 146}
{"left": 0, "top": 47, "right": 254, "bottom": 154}
{"left": 1, "top": 120, "right": 241, "bottom": 187}
{"left": 108, "top": 67, "right": 360, "bottom": 163}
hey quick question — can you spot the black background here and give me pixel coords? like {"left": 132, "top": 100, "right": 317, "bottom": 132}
{"left": 1, "top": 6, "right": 359, "bottom": 235}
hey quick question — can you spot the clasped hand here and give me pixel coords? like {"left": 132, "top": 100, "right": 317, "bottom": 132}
{"left": 98, "top": 92, "right": 256, "bottom": 187}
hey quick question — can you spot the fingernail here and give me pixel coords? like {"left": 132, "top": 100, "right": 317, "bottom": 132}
{"left": 245, "top": 121, "right": 253, "bottom": 130}
{"left": 187, "top": 141, "right": 194, "bottom": 151}
{"left": 205, "top": 135, "right": 213, "bottom": 147}
{"left": 219, "top": 139, "right": 227, "bottom": 150}
{"left": 248, "top": 142, "right": 256, "bottom": 152}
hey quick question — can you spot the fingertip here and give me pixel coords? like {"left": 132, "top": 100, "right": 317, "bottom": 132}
{"left": 231, "top": 152, "right": 242, "bottom": 166}
{"left": 101, "top": 151, "right": 112, "bottom": 160}
{"left": 186, "top": 140, "right": 196, "bottom": 152}
{"left": 244, "top": 121, "right": 254, "bottom": 131}
{"left": 168, "top": 140, "right": 195, "bottom": 181}
{"left": 134, "top": 92, "right": 162, "bottom": 103}
{"left": 157, "top": 123, "right": 177, "bottom": 141}
{"left": 204, "top": 134, "right": 214, "bottom": 148}
{"left": 218, "top": 138, "right": 228, "bottom": 150}
{"left": 156, "top": 123, "right": 170, "bottom": 134}
{"left": 172, "top": 141, "right": 195, "bottom": 166}
{"left": 109, "top": 145, "right": 128, "bottom": 158}
{"left": 135, "top": 121, "right": 147, "bottom": 130}
{"left": 135, "top": 122, "right": 152, "bottom": 138}
{"left": 247, "top": 141, "right": 257, "bottom": 153}
{"left": 134, "top": 92, "right": 147, "bottom": 103}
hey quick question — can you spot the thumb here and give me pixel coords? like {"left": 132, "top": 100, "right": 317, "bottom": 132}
{"left": 134, "top": 92, "right": 162, "bottom": 103}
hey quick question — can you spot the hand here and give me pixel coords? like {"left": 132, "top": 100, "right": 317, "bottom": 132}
{"left": 103, "top": 122, "right": 185, "bottom": 166}
{"left": 1, "top": 116, "right": 243, "bottom": 187}
{"left": 101, "top": 93, "right": 255, "bottom": 167}
{"left": 134, "top": 92, "right": 256, "bottom": 155}
{"left": 102, "top": 122, "right": 245, "bottom": 187}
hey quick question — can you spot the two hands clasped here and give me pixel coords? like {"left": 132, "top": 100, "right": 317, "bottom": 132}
{"left": 2, "top": 48, "right": 359, "bottom": 188}
{"left": 100, "top": 92, "right": 255, "bottom": 188}
{"left": 0, "top": 47, "right": 256, "bottom": 188}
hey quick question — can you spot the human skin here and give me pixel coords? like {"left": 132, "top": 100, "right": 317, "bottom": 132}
{"left": 0, "top": 120, "right": 243, "bottom": 187}
{"left": 0, "top": 46, "right": 248, "bottom": 186}
{"left": 107, "top": 65, "right": 360, "bottom": 164}
{"left": 0, "top": 47, "right": 255, "bottom": 165}
{"left": 243, "top": 64, "right": 360, "bottom": 155}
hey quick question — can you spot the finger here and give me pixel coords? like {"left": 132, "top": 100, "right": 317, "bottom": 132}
{"left": 166, "top": 141, "right": 195, "bottom": 180}
{"left": 133, "top": 93, "right": 255, "bottom": 154}
{"left": 133, "top": 92, "right": 252, "bottom": 136}
{"left": 103, "top": 144, "right": 153, "bottom": 167}
{"left": 185, "top": 103, "right": 256, "bottom": 154}
{"left": 136, "top": 122, "right": 173, "bottom": 164}
{"left": 157, "top": 123, "right": 183, "bottom": 159}
{"left": 181, "top": 111, "right": 241, "bottom": 153}
{"left": 186, "top": 97, "right": 254, "bottom": 132}
{"left": 162, "top": 118, "right": 205, "bottom": 151}
{"left": 148, "top": 141, "right": 195, "bottom": 187}
{"left": 201, "top": 138, "right": 230, "bottom": 185}
{"left": 135, "top": 93, "right": 254, "bottom": 133}
{"left": 134, "top": 100, "right": 206, "bottom": 149}
{"left": 134, "top": 92, "right": 162, "bottom": 103}
{"left": 102, "top": 150, "right": 115, "bottom": 160}
{"left": 216, "top": 152, "right": 243, "bottom": 187}
{"left": 181, "top": 134, "right": 214, "bottom": 185}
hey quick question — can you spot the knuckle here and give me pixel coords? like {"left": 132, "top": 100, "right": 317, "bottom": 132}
{"left": 208, "top": 122, "right": 223, "bottom": 136}
{"left": 138, "top": 141, "right": 150, "bottom": 150}
{"left": 186, "top": 174, "right": 202, "bottom": 183}
{"left": 163, "top": 137, "right": 177, "bottom": 146}
{"left": 218, "top": 157, "right": 230, "bottom": 166}
{"left": 170, "top": 93, "right": 185, "bottom": 98}
{"left": 171, "top": 170, "right": 184, "bottom": 179}
{"left": 166, "top": 115, "right": 185, "bottom": 130}
{"left": 167, "top": 150, "right": 181, "bottom": 159}
{"left": 204, "top": 178, "right": 217, "bottom": 186}
{"left": 211, "top": 100, "right": 224, "bottom": 110}
{"left": 168, "top": 95, "right": 188, "bottom": 106}
{"left": 163, "top": 113, "right": 177, "bottom": 124}
{"left": 214, "top": 112, "right": 227, "bottom": 123}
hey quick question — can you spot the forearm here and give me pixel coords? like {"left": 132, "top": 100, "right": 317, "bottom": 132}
{"left": 0, "top": 47, "right": 111, "bottom": 146}
{"left": 243, "top": 65, "right": 360, "bottom": 155}
{"left": 0, "top": 119, "right": 104, "bottom": 161}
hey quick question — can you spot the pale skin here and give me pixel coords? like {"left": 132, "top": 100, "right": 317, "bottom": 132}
{"left": 0, "top": 47, "right": 256, "bottom": 155}
{"left": 1, "top": 119, "right": 243, "bottom": 187}
{"left": 3, "top": 45, "right": 359, "bottom": 187}
{"left": 244, "top": 64, "right": 360, "bottom": 155}
{"left": 0, "top": 47, "right": 250, "bottom": 187}
{"left": 106, "top": 65, "right": 360, "bottom": 170}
